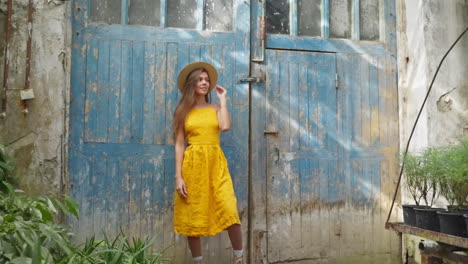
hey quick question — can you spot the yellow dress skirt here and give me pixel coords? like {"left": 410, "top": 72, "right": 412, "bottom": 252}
{"left": 173, "top": 107, "right": 241, "bottom": 237}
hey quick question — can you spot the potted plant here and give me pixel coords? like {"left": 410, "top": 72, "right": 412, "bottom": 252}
{"left": 402, "top": 151, "right": 431, "bottom": 226}
{"left": 412, "top": 147, "right": 447, "bottom": 231}
{"left": 437, "top": 140, "right": 468, "bottom": 237}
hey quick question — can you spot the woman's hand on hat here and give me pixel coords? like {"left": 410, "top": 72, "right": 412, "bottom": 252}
{"left": 175, "top": 177, "right": 188, "bottom": 198}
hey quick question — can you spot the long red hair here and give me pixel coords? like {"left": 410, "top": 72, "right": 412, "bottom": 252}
{"left": 173, "top": 69, "right": 210, "bottom": 134}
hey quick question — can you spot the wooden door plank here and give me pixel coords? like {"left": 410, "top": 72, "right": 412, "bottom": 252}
{"left": 84, "top": 39, "right": 99, "bottom": 142}
{"left": 119, "top": 41, "right": 133, "bottom": 143}
{"left": 118, "top": 158, "right": 130, "bottom": 234}
{"left": 108, "top": 41, "right": 122, "bottom": 143}
{"left": 360, "top": 55, "right": 371, "bottom": 148}
{"left": 307, "top": 63, "right": 318, "bottom": 148}
{"left": 96, "top": 40, "right": 111, "bottom": 142}
{"left": 164, "top": 43, "right": 178, "bottom": 145}
{"left": 142, "top": 42, "right": 156, "bottom": 145}
{"left": 107, "top": 158, "right": 120, "bottom": 235}
{"left": 369, "top": 56, "right": 380, "bottom": 146}
{"left": 189, "top": 44, "right": 201, "bottom": 63}
{"left": 130, "top": 41, "right": 145, "bottom": 144}
{"left": 154, "top": 43, "right": 167, "bottom": 145}
{"left": 92, "top": 155, "right": 108, "bottom": 236}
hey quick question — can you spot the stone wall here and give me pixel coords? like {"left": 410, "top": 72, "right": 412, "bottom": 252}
{"left": 0, "top": 0, "right": 71, "bottom": 195}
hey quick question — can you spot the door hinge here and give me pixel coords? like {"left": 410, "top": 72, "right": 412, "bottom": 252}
{"left": 335, "top": 74, "right": 339, "bottom": 89}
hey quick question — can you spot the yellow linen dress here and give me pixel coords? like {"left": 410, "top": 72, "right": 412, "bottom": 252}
{"left": 174, "top": 107, "right": 241, "bottom": 237}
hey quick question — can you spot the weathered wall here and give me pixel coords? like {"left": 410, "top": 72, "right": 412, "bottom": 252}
{"left": 0, "top": 0, "right": 71, "bottom": 195}
{"left": 397, "top": 0, "right": 468, "bottom": 263}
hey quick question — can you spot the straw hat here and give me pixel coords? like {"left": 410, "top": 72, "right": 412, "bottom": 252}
{"left": 177, "top": 61, "right": 218, "bottom": 93}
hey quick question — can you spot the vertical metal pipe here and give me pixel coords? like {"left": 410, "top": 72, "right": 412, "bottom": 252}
{"left": 196, "top": 0, "right": 205, "bottom": 30}
{"left": 352, "top": 0, "right": 360, "bottom": 40}
{"left": 290, "top": 0, "right": 298, "bottom": 36}
{"left": 322, "top": 0, "right": 329, "bottom": 38}
{"left": 1, "top": 0, "right": 13, "bottom": 117}
{"left": 21, "top": 0, "right": 34, "bottom": 113}
{"left": 121, "top": 0, "right": 129, "bottom": 25}
{"left": 160, "top": 0, "right": 167, "bottom": 27}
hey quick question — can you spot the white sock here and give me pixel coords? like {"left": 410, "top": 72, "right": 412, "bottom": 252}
{"left": 193, "top": 256, "right": 203, "bottom": 262}
{"left": 233, "top": 249, "right": 243, "bottom": 257}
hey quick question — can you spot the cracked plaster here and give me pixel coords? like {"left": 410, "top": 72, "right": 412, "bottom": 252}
{"left": 0, "top": 0, "right": 71, "bottom": 195}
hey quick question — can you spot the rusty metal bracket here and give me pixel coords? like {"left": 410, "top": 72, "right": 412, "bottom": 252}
{"left": 20, "top": 0, "right": 35, "bottom": 114}
{"left": 252, "top": 0, "right": 266, "bottom": 62}
{"left": 259, "top": 16, "right": 266, "bottom": 41}
{"left": 385, "top": 222, "right": 468, "bottom": 249}
{"left": 1, "top": 0, "right": 13, "bottom": 117}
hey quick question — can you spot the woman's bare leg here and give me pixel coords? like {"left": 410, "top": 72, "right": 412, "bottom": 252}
{"left": 227, "top": 224, "right": 242, "bottom": 250}
{"left": 187, "top": 236, "right": 202, "bottom": 261}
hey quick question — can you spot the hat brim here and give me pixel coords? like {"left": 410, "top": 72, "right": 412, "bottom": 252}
{"left": 177, "top": 61, "right": 218, "bottom": 93}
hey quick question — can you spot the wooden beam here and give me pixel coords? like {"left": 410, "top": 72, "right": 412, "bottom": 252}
{"left": 385, "top": 222, "right": 468, "bottom": 249}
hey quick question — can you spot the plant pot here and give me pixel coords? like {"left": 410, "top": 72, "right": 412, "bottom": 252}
{"left": 403, "top": 205, "right": 431, "bottom": 226}
{"left": 437, "top": 211, "right": 467, "bottom": 237}
{"left": 464, "top": 214, "right": 468, "bottom": 235}
{"left": 414, "top": 207, "right": 445, "bottom": 232}
{"left": 457, "top": 206, "right": 468, "bottom": 213}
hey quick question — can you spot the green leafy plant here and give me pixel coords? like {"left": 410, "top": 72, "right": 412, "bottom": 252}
{"left": 0, "top": 144, "right": 17, "bottom": 192}
{"left": 61, "top": 231, "right": 170, "bottom": 264}
{"left": 0, "top": 178, "right": 79, "bottom": 263}
{"left": 419, "top": 147, "right": 445, "bottom": 206}
{"left": 402, "top": 152, "right": 425, "bottom": 205}
{"left": 439, "top": 140, "right": 468, "bottom": 209}
{"left": 0, "top": 143, "right": 170, "bottom": 263}
{"left": 402, "top": 147, "right": 444, "bottom": 207}
{"left": 0, "top": 144, "right": 78, "bottom": 263}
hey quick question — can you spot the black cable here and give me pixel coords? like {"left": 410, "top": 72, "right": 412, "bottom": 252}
{"left": 386, "top": 26, "right": 468, "bottom": 224}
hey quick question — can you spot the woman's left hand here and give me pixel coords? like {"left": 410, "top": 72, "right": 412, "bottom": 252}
{"left": 215, "top": 85, "right": 227, "bottom": 102}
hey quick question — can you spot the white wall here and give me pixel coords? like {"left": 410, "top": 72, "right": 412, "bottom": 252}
{"left": 397, "top": 0, "right": 468, "bottom": 262}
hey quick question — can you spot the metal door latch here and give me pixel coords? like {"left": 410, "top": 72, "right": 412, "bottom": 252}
{"left": 240, "top": 76, "right": 263, "bottom": 83}
{"left": 263, "top": 130, "right": 278, "bottom": 135}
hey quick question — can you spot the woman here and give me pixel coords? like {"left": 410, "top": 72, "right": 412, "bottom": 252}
{"left": 173, "top": 62, "right": 243, "bottom": 264}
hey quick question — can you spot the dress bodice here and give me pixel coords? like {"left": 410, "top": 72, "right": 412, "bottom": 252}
{"left": 184, "top": 107, "right": 220, "bottom": 145}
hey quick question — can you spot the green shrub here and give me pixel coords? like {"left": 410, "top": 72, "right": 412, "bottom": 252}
{"left": 403, "top": 139, "right": 468, "bottom": 208}
{"left": 61, "top": 232, "right": 169, "bottom": 264}
{"left": 402, "top": 151, "right": 425, "bottom": 205}
{"left": 419, "top": 147, "right": 446, "bottom": 206}
{"left": 0, "top": 174, "right": 79, "bottom": 263}
{"left": 0, "top": 144, "right": 169, "bottom": 263}
{"left": 0, "top": 144, "right": 17, "bottom": 192}
{"left": 441, "top": 140, "right": 468, "bottom": 208}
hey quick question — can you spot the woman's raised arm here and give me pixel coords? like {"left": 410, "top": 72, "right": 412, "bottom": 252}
{"left": 215, "top": 85, "right": 231, "bottom": 132}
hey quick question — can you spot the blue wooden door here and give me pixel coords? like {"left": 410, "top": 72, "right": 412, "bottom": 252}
{"left": 250, "top": 0, "right": 400, "bottom": 263}
{"left": 69, "top": 1, "right": 249, "bottom": 262}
